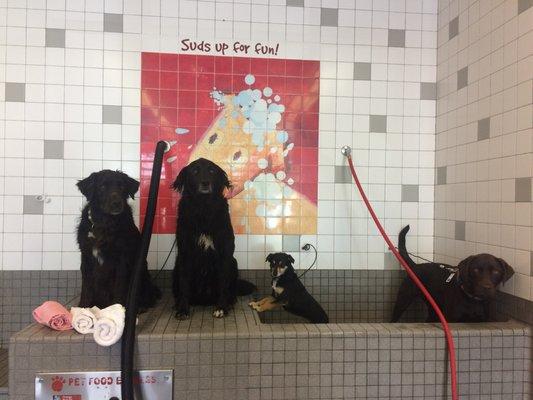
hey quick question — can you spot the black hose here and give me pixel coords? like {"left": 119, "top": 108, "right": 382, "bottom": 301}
{"left": 121, "top": 140, "right": 168, "bottom": 400}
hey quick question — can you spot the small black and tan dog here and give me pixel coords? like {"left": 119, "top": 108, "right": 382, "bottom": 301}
{"left": 76, "top": 170, "right": 161, "bottom": 309}
{"left": 392, "top": 225, "right": 514, "bottom": 323}
{"left": 249, "top": 252, "right": 328, "bottom": 323}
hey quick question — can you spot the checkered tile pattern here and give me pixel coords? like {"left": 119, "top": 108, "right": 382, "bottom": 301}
{"left": 1, "top": 0, "right": 438, "bottom": 274}
{"left": 434, "top": 0, "right": 533, "bottom": 302}
{"left": 7, "top": 293, "right": 532, "bottom": 400}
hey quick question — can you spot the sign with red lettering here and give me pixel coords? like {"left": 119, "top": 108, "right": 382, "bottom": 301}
{"left": 35, "top": 370, "right": 172, "bottom": 400}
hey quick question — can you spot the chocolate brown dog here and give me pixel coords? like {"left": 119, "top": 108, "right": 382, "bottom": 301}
{"left": 249, "top": 252, "right": 328, "bottom": 323}
{"left": 391, "top": 225, "right": 514, "bottom": 322}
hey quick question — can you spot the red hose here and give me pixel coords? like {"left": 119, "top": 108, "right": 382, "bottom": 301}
{"left": 345, "top": 155, "right": 459, "bottom": 400}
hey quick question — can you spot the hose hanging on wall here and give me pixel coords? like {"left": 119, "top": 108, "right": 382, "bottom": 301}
{"left": 341, "top": 145, "right": 459, "bottom": 400}
{"left": 121, "top": 140, "right": 170, "bottom": 400}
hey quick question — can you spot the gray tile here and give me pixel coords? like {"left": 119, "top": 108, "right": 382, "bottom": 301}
{"left": 5, "top": 82, "right": 25, "bottom": 102}
{"left": 455, "top": 220, "right": 466, "bottom": 241}
{"left": 287, "top": 0, "right": 304, "bottom": 6}
{"left": 320, "top": 8, "right": 338, "bottom": 27}
{"left": 518, "top": 0, "right": 532, "bottom": 14}
{"left": 334, "top": 166, "right": 352, "bottom": 183}
{"left": 23, "top": 195, "right": 44, "bottom": 215}
{"left": 353, "top": 62, "right": 371, "bottom": 80}
{"left": 388, "top": 29, "right": 405, "bottom": 47}
{"left": 104, "top": 13, "right": 123, "bottom": 33}
{"left": 369, "top": 115, "right": 387, "bottom": 133}
{"left": 515, "top": 177, "right": 531, "bottom": 202}
{"left": 477, "top": 117, "right": 490, "bottom": 141}
{"left": 436, "top": 166, "right": 447, "bottom": 185}
{"left": 449, "top": 16, "right": 459, "bottom": 39}
{"left": 282, "top": 235, "right": 301, "bottom": 252}
{"left": 44, "top": 140, "right": 64, "bottom": 159}
{"left": 102, "top": 105, "right": 122, "bottom": 124}
{"left": 420, "top": 82, "right": 436, "bottom": 100}
{"left": 457, "top": 66, "right": 468, "bottom": 90}
{"left": 401, "top": 185, "right": 419, "bottom": 202}
{"left": 45, "top": 28, "right": 65, "bottom": 48}
{"left": 384, "top": 252, "right": 399, "bottom": 270}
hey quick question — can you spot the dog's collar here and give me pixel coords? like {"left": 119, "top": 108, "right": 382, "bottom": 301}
{"left": 436, "top": 264, "right": 458, "bottom": 284}
{"left": 455, "top": 273, "right": 484, "bottom": 301}
{"left": 434, "top": 263, "right": 485, "bottom": 301}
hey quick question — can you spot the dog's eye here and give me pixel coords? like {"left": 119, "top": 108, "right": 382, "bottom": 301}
{"left": 491, "top": 270, "right": 501, "bottom": 276}
{"left": 472, "top": 267, "right": 481, "bottom": 274}
{"left": 209, "top": 168, "right": 215, "bottom": 174}
{"left": 192, "top": 168, "right": 199, "bottom": 175}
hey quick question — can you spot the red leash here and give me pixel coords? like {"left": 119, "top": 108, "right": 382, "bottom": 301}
{"left": 344, "top": 151, "right": 459, "bottom": 400}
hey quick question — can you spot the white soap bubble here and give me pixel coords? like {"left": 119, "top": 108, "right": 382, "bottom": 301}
{"left": 245, "top": 74, "right": 255, "bottom": 85}
{"left": 276, "top": 171, "right": 286, "bottom": 180}
{"left": 258, "top": 158, "right": 268, "bottom": 169}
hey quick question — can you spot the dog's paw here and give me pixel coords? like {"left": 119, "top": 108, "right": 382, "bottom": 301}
{"left": 175, "top": 311, "right": 190, "bottom": 320}
{"left": 213, "top": 309, "right": 226, "bottom": 318}
{"left": 248, "top": 301, "right": 257, "bottom": 308}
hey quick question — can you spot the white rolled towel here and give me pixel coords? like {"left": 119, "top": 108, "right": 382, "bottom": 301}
{"left": 70, "top": 306, "right": 100, "bottom": 334}
{"left": 93, "top": 304, "right": 125, "bottom": 347}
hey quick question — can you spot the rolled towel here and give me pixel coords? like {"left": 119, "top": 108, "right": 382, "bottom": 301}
{"left": 33, "top": 301, "right": 73, "bottom": 331}
{"left": 71, "top": 306, "right": 100, "bottom": 334}
{"left": 93, "top": 304, "right": 125, "bottom": 347}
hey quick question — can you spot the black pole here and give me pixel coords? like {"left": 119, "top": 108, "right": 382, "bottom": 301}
{"left": 121, "top": 140, "right": 168, "bottom": 399}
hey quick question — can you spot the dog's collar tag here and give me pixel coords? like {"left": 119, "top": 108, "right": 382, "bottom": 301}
{"left": 445, "top": 272, "right": 455, "bottom": 283}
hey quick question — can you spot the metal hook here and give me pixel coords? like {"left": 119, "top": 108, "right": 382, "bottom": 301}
{"left": 341, "top": 145, "right": 351, "bottom": 157}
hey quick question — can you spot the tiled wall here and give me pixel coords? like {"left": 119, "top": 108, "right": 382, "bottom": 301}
{"left": 434, "top": 0, "right": 533, "bottom": 301}
{"left": 0, "top": 0, "right": 439, "bottom": 273}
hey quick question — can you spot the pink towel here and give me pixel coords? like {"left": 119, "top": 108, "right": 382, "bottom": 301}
{"left": 33, "top": 301, "right": 73, "bottom": 331}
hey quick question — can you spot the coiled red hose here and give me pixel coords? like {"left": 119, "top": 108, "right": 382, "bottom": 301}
{"left": 345, "top": 154, "right": 459, "bottom": 400}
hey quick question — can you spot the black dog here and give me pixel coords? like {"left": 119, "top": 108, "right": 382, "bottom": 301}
{"left": 76, "top": 170, "right": 161, "bottom": 309}
{"left": 249, "top": 252, "right": 328, "bottom": 323}
{"left": 172, "top": 158, "right": 255, "bottom": 319}
{"left": 391, "top": 225, "right": 514, "bottom": 323}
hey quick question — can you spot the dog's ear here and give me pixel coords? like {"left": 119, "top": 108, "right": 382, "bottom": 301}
{"left": 214, "top": 163, "right": 231, "bottom": 192}
{"left": 265, "top": 254, "right": 275, "bottom": 263}
{"left": 172, "top": 165, "right": 189, "bottom": 193}
{"left": 497, "top": 258, "right": 514, "bottom": 283}
{"left": 457, "top": 255, "right": 475, "bottom": 282}
{"left": 77, "top": 173, "right": 97, "bottom": 200}
{"left": 287, "top": 254, "right": 295, "bottom": 264}
{"left": 122, "top": 173, "right": 139, "bottom": 200}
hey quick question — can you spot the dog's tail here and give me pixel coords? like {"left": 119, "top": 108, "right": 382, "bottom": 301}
{"left": 236, "top": 279, "right": 257, "bottom": 296}
{"left": 398, "top": 225, "right": 417, "bottom": 268}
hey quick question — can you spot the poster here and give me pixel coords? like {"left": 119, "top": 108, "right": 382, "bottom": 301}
{"left": 140, "top": 53, "right": 319, "bottom": 234}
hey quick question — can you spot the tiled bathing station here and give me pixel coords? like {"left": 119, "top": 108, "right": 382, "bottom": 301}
{"left": 7, "top": 270, "right": 532, "bottom": 400}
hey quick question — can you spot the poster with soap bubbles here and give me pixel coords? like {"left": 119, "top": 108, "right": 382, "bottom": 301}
{"left": 140, "top": 53, "right": 319, "bottom": 235}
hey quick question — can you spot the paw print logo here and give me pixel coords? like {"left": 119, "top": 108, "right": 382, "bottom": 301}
{"left": 51, "top": 376, "right": 65, "bottom": 392}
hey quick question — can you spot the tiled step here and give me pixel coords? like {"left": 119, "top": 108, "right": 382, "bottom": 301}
{"left": 0, "top": 348, "right": 8, "bottom": 398}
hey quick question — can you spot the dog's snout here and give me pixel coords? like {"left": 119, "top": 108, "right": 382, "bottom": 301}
{"left": 108, "top": 192, "right": 124, "bottom": 214}
{"left": 198, "top": 181, "right": 213, "bottom": 194}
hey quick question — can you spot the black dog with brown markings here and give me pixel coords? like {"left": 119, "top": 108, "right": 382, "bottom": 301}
{"left": 249, "top": 252, "right": 328, "bottom": 323}
{"left": 76, "top": 170, "right": 161, "bottom": 309}
{"left": 392, "top": 225, "right": 514, "bottom": 323}
{"left": 172, "top": 158, "right": 256, "bottom": 319}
